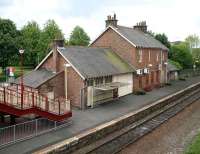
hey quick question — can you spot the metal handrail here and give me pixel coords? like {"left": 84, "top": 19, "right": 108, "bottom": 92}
{"left": 0, "top": 86, "right": 71, "bottom": 116}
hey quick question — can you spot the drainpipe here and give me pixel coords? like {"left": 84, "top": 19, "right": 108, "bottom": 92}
{"left": 64, "top": 64, "right": 71, "bottom": 100}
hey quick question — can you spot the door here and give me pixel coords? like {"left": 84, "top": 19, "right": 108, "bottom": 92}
{"left": 113, "top": 88, "right": 118, "bottom": 98}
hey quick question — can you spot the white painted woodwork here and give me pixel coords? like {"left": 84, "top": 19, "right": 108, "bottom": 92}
{"left": 113, "top": 73, "right": 133, "bottom": 97}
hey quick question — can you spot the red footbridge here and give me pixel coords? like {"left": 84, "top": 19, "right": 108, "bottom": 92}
{"left": 0, "top": 84, "right": 72, "bottom": 121}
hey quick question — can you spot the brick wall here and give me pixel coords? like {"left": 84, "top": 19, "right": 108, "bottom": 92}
{"left": 91, "top": 27, "right": 168, "bottom": 90}
{"left": 38, "top": 71, "right": 65, "bottom": 98}
{"left": 39, "top": 49, "right": 85, "bottom": 108}
{"left": 41, "top": 53, "right": 54, "bottom": 71}
{"left": 67, "top": 67, "right": 84, "bottom": 108}
{"left": 91, "top": 28, "right": 135, "bottom": 66}
{"left": 40, "top": 51, "right": 66, "bottom": 72}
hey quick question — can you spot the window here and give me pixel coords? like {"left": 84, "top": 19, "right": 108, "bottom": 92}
{"left": 156, "top": 53, "right": 159, "bottom": 62}
{"left": 151, "top": 72, "right": 154, "bottom": 83}
{"left": 105, "top": 76, "right": 112, "bottom": 83}
{"left": 87, "top": 79, "right": 94, "bottom": 86}
{"left": 138, "top": 50, "right": 142, "bottom": 63}
{"left": 146, "top": 74, "right": 149, "bottom": 85}
{"left": 156, "top": 71, "right": 159, "bottom": 82}
{"left": 94, "top": 77, "right": 103, "bottom": 86}
{"left": 148, "top": 50, "right": 151, "bottom": 62}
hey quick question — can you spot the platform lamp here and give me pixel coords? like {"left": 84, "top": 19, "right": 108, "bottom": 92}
{"left": 19, "top": 49, "right": 24, "bottom": 109}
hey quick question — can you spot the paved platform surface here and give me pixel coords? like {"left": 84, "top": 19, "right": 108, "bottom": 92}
{"left": 1, "top": 76, "right": 200, "bottom": 154}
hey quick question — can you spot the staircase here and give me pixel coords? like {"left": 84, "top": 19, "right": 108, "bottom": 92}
{"left": 0, "top": 84, "right": 72, "bottom": 121}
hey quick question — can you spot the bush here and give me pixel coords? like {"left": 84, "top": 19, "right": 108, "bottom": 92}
{"left": 154, "top": 83, "right": 162, "bottom": 88}
{"left": 179, "top": 77, "right": 186, "bottom": 81}
{"left": 168, "top": 59, "right": 183, "bottom": 70}
{"left": 165, "top": 82, "right": 172, "bottom": 86}
{"left": 133, "top": 89, "right": 146, "bottom": 95}
{"left": 143, "top": 86, "right": 152, "bottom": 92}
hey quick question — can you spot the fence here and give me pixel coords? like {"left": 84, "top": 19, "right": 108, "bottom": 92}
{"left": 179, "top": 69, "right": 200, "bottom": 78}
{"left": 0, "top": 117, "right": 71, "bottom": 147}
{"left": 0, "top": 84, "right": 71, "bottom": 116}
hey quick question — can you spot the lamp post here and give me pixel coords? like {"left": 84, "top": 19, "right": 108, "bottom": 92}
{"left": 19, "top": 49, "right": 24, "bottom": 109}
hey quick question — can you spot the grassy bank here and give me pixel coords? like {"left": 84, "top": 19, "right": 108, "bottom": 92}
{"left": 0, "top": 66, "right": 33, "bottom": 82}
{"left": 185, "top": 133, "right": 200, "bottom": 154}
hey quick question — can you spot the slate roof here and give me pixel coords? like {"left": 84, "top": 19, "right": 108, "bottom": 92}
{"left": 167, "top": 61, "right": 180, "bottom": 72}
{"left": 115, "top": 26, "right": 168, "bottom": 50}
{"left": 13, "top": 69, "right": 56, "bottom": 88}
{"left": 58, "top": 46, "right": 136, "bottom": 79}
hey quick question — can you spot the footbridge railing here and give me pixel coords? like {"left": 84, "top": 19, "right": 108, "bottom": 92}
{"left": 0, "top": 84, "right": 71, "bottom": 121}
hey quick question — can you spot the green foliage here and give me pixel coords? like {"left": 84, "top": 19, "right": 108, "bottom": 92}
{"left": 171, "top": 42, "right": 193, "bottom": 69}
{"left": 0, "top": 18, "right": 20, "bottom": 75}
{"left": 37, "top": 19, "right": 64, "bottom": 61}
{"left": 21, "top": 21, "right": 41, "bottom": 66}
{"left": 69, "top": 26, "right": 90, "bottom": 46}
{"left": 154, "top": 33, "right": 171, "bottom": 49}
{"left": 179, "top": 77, "right": 186, "bottom": 81}
{"left": 192, "top": 48, "right": 200, "bottom": 68}
{"left": 133, "top": 89, "right": 146, "bottom": 95}
{"left": 168, "top": 59, "right": 183, "bottom": 70}
{"left": 185, "top": 133, "right": 200, "bottom": 154}
{"left": 154, "top": 33, "right": 172, "bottom": 58}
{"left": 185, "top": 34, "right": 200, "bottom": 49}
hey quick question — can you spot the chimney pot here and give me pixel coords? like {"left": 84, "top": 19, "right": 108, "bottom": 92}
{"left": 133, "top": 21, "right": 147, "bottom": 33}
{"left": 105, "top": 13, "right": 118, "bottom": 28}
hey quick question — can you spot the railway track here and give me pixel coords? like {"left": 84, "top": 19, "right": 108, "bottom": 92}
{"left": 34, "top": 83, "right": 200, "bottom": 154}
{"left": 84, "top": 87, "right": 200, "bottom": 154}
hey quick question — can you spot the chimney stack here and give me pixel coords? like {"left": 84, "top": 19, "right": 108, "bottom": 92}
{"left": 133, "top": 21, "right": 147, "bottom": 33}
{"left": 105, "top": 13, "right": 118, "bottom": 28}
{"left": 52, "top": 39, "right": 64, "bottom": 73}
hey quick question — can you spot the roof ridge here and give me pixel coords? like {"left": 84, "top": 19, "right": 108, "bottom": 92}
{"left": 58, "top": 46, "right": 111, "bottom": 50}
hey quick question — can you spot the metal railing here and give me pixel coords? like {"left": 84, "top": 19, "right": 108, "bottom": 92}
{"left": 0, "top": 84, "right": 71, "bottom": 116}
{"left": 0, "top": 118, "right": 72, "bottom": 147}
{"left": 179, "top": 69, "right": 200, "bottom": 78}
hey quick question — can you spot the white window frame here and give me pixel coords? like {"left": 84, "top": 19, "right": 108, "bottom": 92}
{"left": 156, "top": 53, "right": 159, "bottom": 62}
{"left": 148, "top": 50, "right": 151, "bottom": 62}
{"left": 163, "top": 53, "right": 165, "bottom": 61}
{"left": 138, "top": 50, "right": 142, "bottom": 63}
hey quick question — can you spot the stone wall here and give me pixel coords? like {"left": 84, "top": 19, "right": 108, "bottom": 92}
{"left": 34, "top": 82, "right": 200, "bottom": 154}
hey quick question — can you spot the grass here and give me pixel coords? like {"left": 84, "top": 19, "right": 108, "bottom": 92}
{"left": 185, "top": 133, "right": 200, "bottom": 154}
{"left": 0, "top": 66, "right": 33, "bottom": 82}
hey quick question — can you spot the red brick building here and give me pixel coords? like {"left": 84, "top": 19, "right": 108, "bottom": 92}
{"left": 90, "top": 14, "right": 169, "bottom": 90}
{"left": 15, "top": 40, "right": 135, "bottom": 109}
{"left": 13, "top": 14, "right": 169, "bottom": 109}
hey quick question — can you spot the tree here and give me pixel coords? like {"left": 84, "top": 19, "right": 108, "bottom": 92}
{"left": 192, "top": 48, "right": 200, "bottom": 68}
{"left": 21, "top": 21, "right": 41, "bottom": 66}
{"left": 171, "top": 42, "right": 193, "bottom": 69}
{"left": 154, "top": 33, "right": 172, "bottom": 58}
{"left": 185, "top": 34, "right": 200, "bottom": 49}
{"left": 0, "top": 18, "right": 19, "bottom": 72}
{"left": 154, "top": 33, "right": 171, "bottom": 49}
{"left": 37, "top": 19, "right": 64, "bottom": 61}
{"left": 69, "top": 26, "right": 90, "bottom": 46}
{"left": 185, "top": 34, "right": 200, "bottom": 67}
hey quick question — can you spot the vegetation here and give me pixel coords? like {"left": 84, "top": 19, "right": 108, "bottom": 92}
{"left": 185, "top": 133, "right": 200, "bottom": 154}
{"left": 179, "top": 77, "right": 186, "bottom": 81}
{"left": 0, "top": 66, "right": 33, "bottom": 82}
{"left": 152, "top": 32, "right": 200, "bottom": 70}
{"left": 133, "top": 89, "right": 146, "bottom": 95}
{"left": 154, "top": 33, "right": 171, "bottom": 49}
{"left": 0, "top": 18, "right": 91, "bottom": 75}
{"left": 165, "top": 82, "right": 172, "bottom": 86}
{"left": 168, "top": 59, "right": 183, "bottom": 70}
{"left": 0, "top": 18, "right": 20, "bottom": 71}
{"left": 69, "top": 26, "right": 90, "bottom": 46}
{"left": 171, "top": 42, "right": 193, "bottom": 69}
